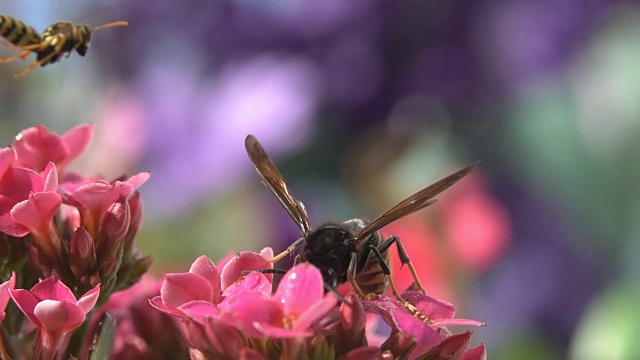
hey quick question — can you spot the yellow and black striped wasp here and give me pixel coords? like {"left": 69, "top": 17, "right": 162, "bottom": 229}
{"left": 0, "top": 15, "right": 127, "bottom": 78}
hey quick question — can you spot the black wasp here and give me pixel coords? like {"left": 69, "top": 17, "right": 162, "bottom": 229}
{"left": 245, "top": 134, "right": 478, "bottom": 305}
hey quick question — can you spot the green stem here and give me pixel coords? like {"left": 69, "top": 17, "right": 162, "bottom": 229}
{"left": 63, "top": 314, "right": 91, "bottom": 359}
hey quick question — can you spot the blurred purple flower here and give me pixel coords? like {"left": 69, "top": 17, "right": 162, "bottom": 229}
{"left": 138, "top": 56, "right": 318, "bottom": 215}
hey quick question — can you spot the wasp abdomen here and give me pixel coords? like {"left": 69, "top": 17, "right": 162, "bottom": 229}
{"left": 354, "top": 250, "right": 390, "bottom": 295}
{"left": 0, "top": 15, "right": 41, "bottom": 46}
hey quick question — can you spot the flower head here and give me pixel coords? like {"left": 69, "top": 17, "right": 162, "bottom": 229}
{"left": 10, "top": 276, "right": 100, "bottom": 359}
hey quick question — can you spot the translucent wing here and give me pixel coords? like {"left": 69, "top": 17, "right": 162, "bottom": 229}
{"left": 353, "top": 161, "right": 479, "bottom": 243}
{"left": 245, "top": 135, "right": 312, "bottom": 235}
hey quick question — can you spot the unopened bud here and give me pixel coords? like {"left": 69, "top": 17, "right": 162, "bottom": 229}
{"left": 69, "top": 227, "right": 96, "bottom": 280}
{"left": 96, "top": 197, "right": 130, "bottom": 259}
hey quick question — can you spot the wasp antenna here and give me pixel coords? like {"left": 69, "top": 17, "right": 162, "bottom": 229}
{"left": 92, "top": 21, "right": 128, "bottom": 32}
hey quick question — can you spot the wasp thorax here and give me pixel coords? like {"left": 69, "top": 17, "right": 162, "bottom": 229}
{"left": 305, "top": 226, "right": 350, "bottom": 256}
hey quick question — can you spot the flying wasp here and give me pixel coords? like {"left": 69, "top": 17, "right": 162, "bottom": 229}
{"left": 245, "top": 134, "right": 478, "bottom": 307}
{"left": 0, "top": 15, "right": 127, "bottom": 78}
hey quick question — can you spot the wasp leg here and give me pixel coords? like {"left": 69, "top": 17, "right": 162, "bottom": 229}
{"left": 347, "top": 252, "right": 368, "bottom": 299}
{"left": 0, "top": 50, "right": 32, "bottom": 63}
{"left": 269, "top": 237, "right": 305, "bottom": 264}
{"left": 14, "top": 35, "right": 66, "bottom": 78}
{"left": 366, "top": 244, "right": 428, "bottom": 321}
{"left": 377, "top": 236, "right": 427, "bottom": 294}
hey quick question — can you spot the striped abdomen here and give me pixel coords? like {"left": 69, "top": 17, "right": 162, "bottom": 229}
{"left": 355, "top": 245, "right": 390, "bottom": 295}
{"left": 0, "top": 15, "right": 41, "bottom": 46}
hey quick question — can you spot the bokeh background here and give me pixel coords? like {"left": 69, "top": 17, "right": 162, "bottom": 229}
{"left": 1, "top": 1, "right": 639, "bottom": 359}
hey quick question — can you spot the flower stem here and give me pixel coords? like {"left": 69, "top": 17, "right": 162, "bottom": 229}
{"left": 63, "top": 315, "right": 90, "bottom": 359}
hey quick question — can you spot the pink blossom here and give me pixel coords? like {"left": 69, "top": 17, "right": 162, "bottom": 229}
{"left": 9, "top": 276, "right": 100, "bottom": 360}
{"left": 59, "top": 172, "right": 149, "bottom": 237}
{"left": 150, "top": 255, "right": 221, "bottom": 316}
{"left": 12, "top": 124, "right": 94, "bottom": 173}
{"left": 0, "top": 150, "right": 60, "bottom": 238}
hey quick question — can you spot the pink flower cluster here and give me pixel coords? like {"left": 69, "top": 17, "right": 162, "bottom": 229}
{"left": 0, "top": 124, "right": 151, "bottom": 295}
{"left": 151, "top": 250, "right": 486, "bottom": 359}
{"left": 0, "top": 124, "right": 151, "bottom": 359}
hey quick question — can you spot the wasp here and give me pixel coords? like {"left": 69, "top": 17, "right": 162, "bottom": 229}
{"left": 0, "top": 15, "right": 127, "bottom": 78}
{"left": 245, "top": 134, "right": 478, "bottom": 306}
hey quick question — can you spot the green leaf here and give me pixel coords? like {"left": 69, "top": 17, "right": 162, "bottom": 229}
{"left": 89, "top": 312, "right": 117, "bottom": 360}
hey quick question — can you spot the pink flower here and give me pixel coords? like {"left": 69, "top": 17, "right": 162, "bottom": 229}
{"left": 59, "top": 172, "right": 149, "bottom": 237}
{"left": 154, "top": 251, "right": 486, "bottom": 359}
{"left": 12, "top": 124, "right": 94, "bottom": 173}
{"left": 0, "top": 149, "right": 60, "bottom": 238}
{"left": 364, "top": 288, "right": 485, "bottom": 360}
{"left": 150, "top": 255, "right": 222, "bottom": 316}
{"left": 218, "top": 263, "right": 338, "bottom": 339}
{"left": 9, "top": 276, "right": 100, "bottom": 360}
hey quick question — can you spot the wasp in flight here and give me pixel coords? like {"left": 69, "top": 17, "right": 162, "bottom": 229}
{"left": 245, "top": 134, "right": 478, "bottom": 307}
{"left": 0, "top": 15, "right": 127, "bottom": 78}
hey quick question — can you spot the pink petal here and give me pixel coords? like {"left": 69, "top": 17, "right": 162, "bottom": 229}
{"left": 0, "top": 273, "right": 16, "bottom": 311}
{"left": 432, "top": 318, "right": 486, "bottom": 328}
{"left": 73, "top": 181, "right": 134, "bottom": 210}
{"left": 60, "top": 124, "right": 93, "bottom": 169}
{"left": 423, "top": 331, "right": 472, "bottom": 360}
{"left": 178, "top": 300, "right": 219, "bottom": 324}
{"left": 402, "top": 291, "right": 456, "bottom": 321}
{"left": 461, "top": 344, "right": 486, "bottom": 360}
{"left": 0, "top": 195, "right": 28, "bottom": 237}
{"left": 189, "top": 256, "right": 221, "bottom": 303}
{"left": 125, "top": 172, "right": 150, "bottom": 190}
{"left": 259, "top": 247, "right": 274, "bottom": 260}
{"left": 9, "top": 289, "right": 41, "bottom": 326}
{"left": 41, "top": 163, "right": 58, "bottom": 192}
{"left": 76, "top": 284, "right": 100, "bottom": 314}
{"left": 219, "top": 291, "right": 283, "bottom": 338}
{"left": 30, "top": 277, "right": 77, "bottom": 303}
{"left": 0, "top": 147, "right": 16, "bottom": 177}
{"left": 274, "top": 263, "right": 324, "bottom": 317}
{"left": 148, "top": 296, "right": 173, "bottom": 315}
{"left": 161, "top": 273, "right": 214, "bottom": 311}
{"left": 203, "top": 315, "right": 245, "bottom": 358}
{"left": 391, "top": 308, "right": 441, "bottom": 353}
{"left": 253, "top": 322, "right": 313, "bottom": 339}
{"left": 220, "top": 252, "right": 272, "bottom": 290}
{"left": 0, "top": 167, "right": 44, "bottom": 200}
{"left": 293, "top": 293, "right": 338, "bottom": 331}
{"left": 34, "top": 299, "right": 85, "bottom": 336}
{"left": 341, "top": 293, "right": 365, "bottom": 331}
{"left": 222, "top": 272, "right": 272, "bottom": 299}
{"left": 11, "top": 192, "right": 61, "bottom": 236}
{"left": 13, "top": 126, "right": 68, "bottom": 172}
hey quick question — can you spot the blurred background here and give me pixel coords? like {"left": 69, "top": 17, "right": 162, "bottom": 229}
{"left": 0, "top": 0, "right": 639, "bottom": 358}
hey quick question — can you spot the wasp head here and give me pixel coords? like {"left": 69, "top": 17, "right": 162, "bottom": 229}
{"left": 302, "top": 225, "right": 354, "bottom": 286}
{"left": 75, "top": 25, "right": 92, "bottom": 56}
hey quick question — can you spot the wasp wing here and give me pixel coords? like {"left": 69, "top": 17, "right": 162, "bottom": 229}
{"left": 245, "top": 135, "right": 312, "bottom": 235}
{"left": 353, "top": 161, "right": 479, "bottom": 243}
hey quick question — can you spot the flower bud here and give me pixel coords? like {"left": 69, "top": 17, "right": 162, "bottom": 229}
{"left": 69, "top": 227, "right": 96, "bottom": 281}
{"left": 95, "top": 196, "right": 130, "bottom": 260}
